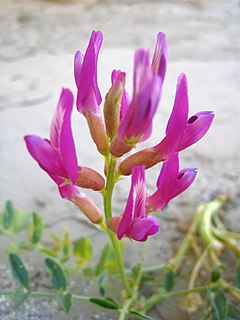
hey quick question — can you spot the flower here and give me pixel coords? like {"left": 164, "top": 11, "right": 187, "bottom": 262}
{"left": 74, "top": 31, "right": 102, "bottom": 115}
{"left": 74, "top": 31, "right": 109, "bottom": 155}
{"left": 109, "top": 166, "right": 159, "bottom": 242}
{"left": 110, "top": 33, "right": 168, "bottom": 157}
{"left": 24, "top": 88, "right": 103, "bottom": 223}
{"left": 119, "top": 73, "right": 214, "bottom": 175}
{"left": 25, "top": 88, "right": 78, "bottom": 186}
{"left": 147, "top": 154, "right": 197, "bottom": 212}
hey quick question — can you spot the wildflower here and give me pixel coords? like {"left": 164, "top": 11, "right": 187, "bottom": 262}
{"left": 147, "top": 154, "right": 197, "bottom": 212}
{"left": 74, "top": 31, "right": 109, "bottom": 155}
{"left": 109, "top": 166, "right": 159, "bottom": 242}
{"left": 119, "top": 74, "right": 214, "bottom": 175}
{"left": 24, "top": 88, "right": 103, "bottom": 223}
{"left": 110, "top": 33, "right": 168, "bottom": 157}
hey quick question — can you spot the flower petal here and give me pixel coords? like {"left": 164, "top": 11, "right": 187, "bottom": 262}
{"left": 118, "top": 49, "right": 161, "bottom": 144}
{"left": 178, "top": 111, "right": 214, "bottom": 151}
{"left": 74, "top": 50, "right": 84, "bottom": 88}
{"left": 171, "top": 168, "right": 197, "bottom": 198}
{"left": 126, "top": 216, "right": 160, "bottom": 241}
{"left": 165, "top": 73, "right": 189, "bottom": 154}
{"left": 151, "top": 32, "right": 168, "bottom": 82}
{"left": 76, "top": 31, "right": 103, "bottom": 114}
{"left": 147, "top": 154, "right": 179, "bottom": 211}
{"left": 117, "top": 165, "right": 146, "bottom": 240}
{"left": 24, "top": 135, "right": 66, "bottom": 178}
{"left": 50, "top": 88, "right": 78, "bottom": 184}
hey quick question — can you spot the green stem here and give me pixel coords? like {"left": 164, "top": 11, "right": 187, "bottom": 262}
{"left": 103, "top": 156, "right": 131, "bottom": 296}
{"left": 119, "top": 298, "right": 132, "bottom": 320}
{"left": 0, "top": 290, "right": 89, "bottom": 301}
{"left": 140, "top": 283, "right": 233, "bottom": 312}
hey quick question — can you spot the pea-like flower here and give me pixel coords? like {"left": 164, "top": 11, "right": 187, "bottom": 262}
{"left": 147, "top": 154, "right": 197, "bottom": 212}
{"left": 74, "top": 31, "right": 109, "bottom": 155}
{"left": 109, "top": 166, "right": 159, "bottom": 242}
{"left": 24, "top": 88, "right": 104, "bottom": 224}
{"left": 119, "top": 73, "right": 214, "bottom": 175}
{"left": 110, "top": 33, "right": 168, "bottom": 157}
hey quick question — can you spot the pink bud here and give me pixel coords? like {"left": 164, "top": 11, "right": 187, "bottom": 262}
{"left": 76, "top": 166, "right": 105, "bottom": 191}
{"left": 72, "top": 193, "right": 103, "bottom": 224}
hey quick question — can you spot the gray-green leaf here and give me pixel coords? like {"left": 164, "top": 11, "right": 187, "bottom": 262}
{"left": 44, "top": 258, "right": 66, "bottom": 291}
{"left": 57, "top": 293, "right": 72, "bottom": 313}
{"left": 89, "top": 297, "right": 120, "bottom": 310}
{"left": 13, "top": 290, "right": 31, "bottom": 310}
{"left": 9, "top": 254, "right": 29, "bottom": 289}
{"left": 208, "top": 288, "right": 227, "bottom": 320}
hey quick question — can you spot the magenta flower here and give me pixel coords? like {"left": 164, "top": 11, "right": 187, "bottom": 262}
{"left": 119, "top": 73, "right": 214, "bottom": 175}
{"left": 110, "top": 33, "right": 168, "bottom": 157}
{"left": 155, "top": 73, "right": 214, "bottom": 156}
{"left": 116, "top": 166, "right": 159, "bottom": 242}
{"left": 147, "top": 154, "right": 197, "bottom": 212}
{"left": 25, "top": 88, "right": 78, "bottom": 187}
{"left": 74, "top": 31, "right": 103, "bottom": 115}
{"left": 74, "top": 31, "right": 109, "bottom": 156}
{"left": 24, "top": 88, "right": 103, "bottom": 223}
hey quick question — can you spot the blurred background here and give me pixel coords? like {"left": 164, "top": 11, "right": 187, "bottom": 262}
{"left": 0, "top": 0, "right": 239, "bottom": 319}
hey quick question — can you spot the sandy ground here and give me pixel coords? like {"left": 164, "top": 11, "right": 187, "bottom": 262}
{"left": 0, "top": 0, "right": 240, "bottom": 319}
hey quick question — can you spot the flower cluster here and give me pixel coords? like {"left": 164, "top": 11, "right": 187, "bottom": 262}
{"left": 25, "top": 31, "right": 214, "bottom": 242}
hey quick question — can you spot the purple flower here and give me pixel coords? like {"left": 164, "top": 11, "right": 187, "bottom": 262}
{"left": 110, "top": 33, "right": 168, "bottom": 157}
{"left": 74, "top": 31, "right": 103, "bottom": 115}
{"left": 116, "top": 166, "right": 159, "bottom": 242}
{"left": 25, "top": 88, "right": 78, "bottom": 187}
{"left": 147, "top": 154, "right": 197, "bottom": 212}
{"left": 74, "top": 31, "right": 109, "bottom": 156}
{"left": 119, "top": 73, "right": 214, "bottom": 175}
{"left": 24, "top": 88, "right": 103, "bottom": 223}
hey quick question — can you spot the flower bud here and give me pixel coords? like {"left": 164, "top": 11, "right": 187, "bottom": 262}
{"left": 85, "top": 111, "right": 110, "bottom": 156}
{"left": 72, "top": 193, "right": 103, "bottom": 224}
{"left": 76, "top": 166, "right": 105, "bottom": 191}
{"left": 110, "top": 136, "right": 133, "bottom": 158}
{"left": 119, "top": 138, "right": 169, "bottom": 175}
{"left": 104, "top": 72, "right": 126, "bottom": 140}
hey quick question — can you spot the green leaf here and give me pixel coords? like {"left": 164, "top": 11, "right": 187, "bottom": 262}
{"left": 44, "top": 258, "right": 66, "bottom": 291}
{"left": 73, "top": 236, "right": 93, "bottom": 266}
{"left": 13, "top": 210, "right": 31, "bottom": 233}
{"left": 208, "top": 288, "right": 227, "bottom": 320}
{"left": 9, "top": 254, "right": 29, "bottom": 289}
{"left": 128, "top": 310, "right": 155, "bottom": 320}
{"left": 61, "top": 228, "right": 71, "bottom": 263}
{"left": 95, "top": 242, "right": 115, "bottom": 276}
{"left": 0, "top": 227, "right": 3, "bottom": 236}
{"left": 39, "top": 246, "right": 58, "bottom": 258}
{"left": 57, "top": 293, "right": 72, "bottom": 313}
{"left": 13, "top": 290, "right": 31, "bottom": 310}
{"left": 3, "top": 200, "right": 15, "bottom": 229}
{"left": 29, "top": 212, "right": 44, "bottom": 244}
{"left": 89, "top": 297, "right": 120, "bottom": 310}
{"left": 234, "top": 259, "right": 240, "bottom": 289}
{"left": 164, "top": 270, "right": 175, "bottom": 292}
{"left": 227, "top": 303, "right": 240, "bottom": 319}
